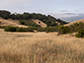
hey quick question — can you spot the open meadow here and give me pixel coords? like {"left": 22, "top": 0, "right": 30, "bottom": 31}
{"left": 0, "top": 29, "right": 84, "bottom": 63}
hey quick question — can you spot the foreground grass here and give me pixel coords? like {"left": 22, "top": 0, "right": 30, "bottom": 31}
{"left": 0, "top": 29, "right": 84, "bottom": 63}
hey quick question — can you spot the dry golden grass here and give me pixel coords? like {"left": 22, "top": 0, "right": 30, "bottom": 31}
{"left": 0, "top": 17, "right": 27, "bottom": 27}
{"left": 64, "top": 19, "right": 84, "bottom": 26}
{"left": 0, "top": 29, "right": 84, "bottom": 63}
{"left": 32, "top": 19, "right": 47, "bottom": 28}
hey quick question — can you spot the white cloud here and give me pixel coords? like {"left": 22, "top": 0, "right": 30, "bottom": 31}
{"left": 51, "top": 13, "right": 79, "bottom": 18}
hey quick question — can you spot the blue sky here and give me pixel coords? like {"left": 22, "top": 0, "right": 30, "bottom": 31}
{"left": 0, "top": 0, "right": 84, "bottom": 21}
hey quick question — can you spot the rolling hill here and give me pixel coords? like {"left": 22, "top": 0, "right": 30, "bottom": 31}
{"left": 0, "top": 17, "right": 27, "bottom": 27}
{"left": 64, "top": 19, "right": 84, "bottom": 26}
{"left": 0, "top": 10, "right": 67, "bottom": 27}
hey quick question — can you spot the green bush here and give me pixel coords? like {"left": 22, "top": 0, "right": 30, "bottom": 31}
{"left": 17, "top": 27, "right": 34, "bottom": 32}
{"left": 17, "top": 27, "right": 27, "bottom": 32}
{"left": 4, "top": 26, "right": 34, "bottom": 32}
{"left": 50, "top": 23, "right": 58, "bottom": 26}
{"left": 75, "top": 30, "right": 84, "bottom": 38}
{"left": 20, "top": 21, "right": 25, "bottom": 25}
{"left": 35, "top": 27, "right": 58, "bottom": 32}
{"left": 69, "top": 22, "right": 84, "bottom": 32}
{"left": 36, "top": 27, "right": 46, "bottom": 32}
{"left": 27, "top": 27, "right": 34, "bottom": 32}
{"left": 0, "top": 26, "right": 6, "bottom": 29}
{"left": 58, "top": 26, "right": 71, "bottom": 34}
{"left": 45, "top": 27, "right": 58, "bottom": 32}
{"left": 4, "top": 26, "right": 17, "bottom": 32}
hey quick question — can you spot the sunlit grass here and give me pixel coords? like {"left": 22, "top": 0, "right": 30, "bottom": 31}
{"left": 0, "top": 29, "right": 84, "bottom": 63}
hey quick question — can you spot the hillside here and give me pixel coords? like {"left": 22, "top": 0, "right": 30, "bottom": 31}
{"left": 64, "top": 19, "right": 84, "bottom": 26}
{"left": 32, "top": 19, "right": 47, "bottom": 28}
{"left": 0, "top": 10, "right": 67, "bottom": 27}
{"left": 0, "top": 17, "right": 27, "bottom": 27}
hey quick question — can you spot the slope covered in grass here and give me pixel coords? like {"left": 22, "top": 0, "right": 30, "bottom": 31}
{"left": 64, "top": 19, "right": 84, "bottom": 26}
{"left": 0, "top": 17, "right": 27, "bottom": 27}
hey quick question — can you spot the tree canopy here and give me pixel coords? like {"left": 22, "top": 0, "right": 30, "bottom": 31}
{"left": 0, "top": 10, "right": 67, "bottom": 26}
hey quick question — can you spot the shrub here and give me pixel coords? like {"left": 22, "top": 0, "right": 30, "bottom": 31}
{"left": 69, "top": 22, "right": 84, "bottom": 32}
{"left": 45, "top": 27, "right": 58, "bottom": 32}
{"left": 20, "top": 21, "right": 25, "bottom": 25}
{"left": 50, "top": 23, "right": 58, "bottom": 26}
{"left": 17, "top": 27, "right": 27, "bottom": 32}
{"left": 27, "top": 27, "right": 34, "bottom": 32}
{"left": 58, "top": 26, "right": 71, "bottom": 34}
{"left": 0, "top": 26, "right": 6, "bottom": 29}
{"left": 36, "top": 27, "right": 46, "bottom": 32}
{"left": 75, "top": 30, "right": 84, "bottom": 38}
{"left": 36, "top": 27, "right": 58, "bottom": 32}
{"left": 4, "top": 26, "right": 17, "bottom": 32}
{"left": 4, "top": 26, "right": 34, "bottom": 32}
{"left": 17, "top": 27, "right": 34, "bottom": 32}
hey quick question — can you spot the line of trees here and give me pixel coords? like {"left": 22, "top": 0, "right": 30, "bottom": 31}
{"left": 0, "top": 10, "right": 67, "bottom": 27}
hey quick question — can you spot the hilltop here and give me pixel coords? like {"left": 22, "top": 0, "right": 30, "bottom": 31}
{"left": 64, "top": 19, "right": 84, "bottom": 26}
{"left": 0, "top": 10, "right": 67, "bottom": 27}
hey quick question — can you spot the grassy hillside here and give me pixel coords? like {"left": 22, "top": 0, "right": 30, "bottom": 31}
{"left": 19, "top": 19, "right": 41, "bottom": 27}
{"left": 0, "top": 10, "right": 67, "bottom": 27}
{"left": 32, "top": 19, "right": 47, "bottom": 28}
{"left": 0, "top": 29, "right": 84, "bottom": 63}
{"left": 0, "top": 17, "right": 27, "bottom": 27}
{"left": 1, "top": 16, "right": 84, "bottom": 38}
{"left": 64, "top": 19, "right": 84, "bottom": 26}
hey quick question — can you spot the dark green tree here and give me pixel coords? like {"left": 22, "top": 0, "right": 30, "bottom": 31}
{"left": 0, "top": 10, "right": 11, "bottom": 19}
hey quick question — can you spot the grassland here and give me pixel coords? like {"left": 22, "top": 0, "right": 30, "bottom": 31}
{"left": 64, "top": 19, "right": 84, "bottom": 26}
{"left": 0, "top": 17, "right": 27, "bottom": 27}
{"left": 0, "top": 29, "right": 84, "bottom": 63}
